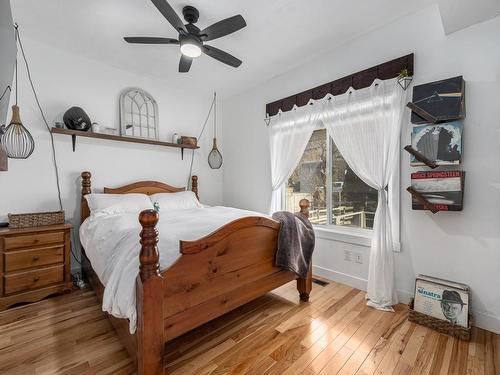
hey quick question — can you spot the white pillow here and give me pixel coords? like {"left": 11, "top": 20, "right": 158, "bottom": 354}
{"left": 85, "top": 193, "right": 154, "bottom": 216}
{"left": 150, "top": 191, "right": 202, "bottom": 211}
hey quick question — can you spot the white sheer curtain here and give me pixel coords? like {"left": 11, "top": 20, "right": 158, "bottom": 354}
{"left": 321, "top": 78, "right": 406, "bottom": 310}
{"left": 268, "top": 105, "right": 320, "bottom": 213}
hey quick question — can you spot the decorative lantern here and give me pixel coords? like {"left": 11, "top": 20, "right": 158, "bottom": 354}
{"left": 1, "top": 104, "right": 35, "bottom": 159}
{"left": 208, "top": 92, "right": 222, "bottom": 169}
{"left": 397, "top": 69, "right": 413, "bottom": 91}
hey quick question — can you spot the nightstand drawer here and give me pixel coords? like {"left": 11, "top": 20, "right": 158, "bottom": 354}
{"left": 4, "top": 231, "right": 65, "bottom": 250}
{"left": 4, "top": 265, "right": 64, "bottom": 294}
{"left": 4, "top": 246, "right": 64, "bottom": 272}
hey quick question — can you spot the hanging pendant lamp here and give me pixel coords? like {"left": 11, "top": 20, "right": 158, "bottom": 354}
{"left": 1, "top": 104, "right": 35, "bottom": 159}
{"left": 0, "top": 27, "right": 35, "bottom": 159}
{"left": 208, "top": 92, "right": 222, "bottom": 169}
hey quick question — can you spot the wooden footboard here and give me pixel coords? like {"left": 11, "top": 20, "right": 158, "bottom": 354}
{"left": 162, "top": 215, "right": 293, "bottom": 340}
{"left": 80, "top": 172, "right": 312, "bottom": 375}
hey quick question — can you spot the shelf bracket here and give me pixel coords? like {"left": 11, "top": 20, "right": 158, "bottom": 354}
{"left": 407, "top": 186, "right": 439, "bottom": 214}
{"left": 181, "top": 148, "right": 184, "bottom": 160}
{"left": 71, "top": 134, "right": 76, "bottom": 152}
{"left": 407, "top": 102, "right": 438, "bottom": 124}
{"left": 404, "top": 145, "right": 438, "bottom": 169}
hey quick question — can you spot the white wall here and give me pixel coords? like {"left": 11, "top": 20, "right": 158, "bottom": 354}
{"left": 222, "top": 5, "right": 500, "bottom": 333}
{"left": 0, "top": 37, "right": 224, "bottom": 269}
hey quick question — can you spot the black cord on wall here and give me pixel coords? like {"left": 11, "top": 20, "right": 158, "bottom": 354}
{"left": 0, "top": 85, "right": 11, "bottom": 104}
{"left": 0, "top": 86, "right": 11, "bottom": 133}
{"left": 187, "top": 93, "right": 216, "bottom": 189}
{"left": 15, "top": 25, "right": 81, "bottom": 265}
{"left": 15, "top": 24, "right": 63, "bottom": 211}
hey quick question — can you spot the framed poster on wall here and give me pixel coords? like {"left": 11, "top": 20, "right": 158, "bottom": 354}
{"left": 414, "top": 275, "right": 469, "bottom": 328}
{"left": 410, "top": 76, "right": 465, "bottom": 124}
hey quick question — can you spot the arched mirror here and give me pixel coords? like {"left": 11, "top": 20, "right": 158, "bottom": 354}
{"left": 119, "top": 88, "right": 159, "bottom": 140}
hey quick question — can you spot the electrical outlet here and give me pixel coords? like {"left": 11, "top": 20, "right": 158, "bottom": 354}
{"left": 344, "top": 250, "right": 352, "bottom": 262}
{"left": 354, "top": 253, "right": 363, "bottom": 264}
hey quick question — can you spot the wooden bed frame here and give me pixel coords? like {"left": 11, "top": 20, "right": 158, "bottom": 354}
{"left": 79, "top": 171, "right": 312, "bottom": 375}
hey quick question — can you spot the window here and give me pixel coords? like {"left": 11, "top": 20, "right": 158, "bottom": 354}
{"left": 285, "top": 128, "right": 379, "bottom": 230}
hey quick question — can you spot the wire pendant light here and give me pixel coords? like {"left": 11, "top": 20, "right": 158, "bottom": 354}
{"left": 1, "top": 105, "right": 35, "bottom": 159}
{"left": 208, "top": 92, "right": 222, "bottom": 169}
{"left": 0, "top": 27, "right": 35, "bottom": 159}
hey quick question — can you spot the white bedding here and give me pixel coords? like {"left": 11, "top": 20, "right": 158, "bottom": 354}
{"left": 80, "top": 206, "right": 266, "bottom": 333}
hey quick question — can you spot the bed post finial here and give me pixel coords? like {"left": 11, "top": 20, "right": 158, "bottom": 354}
{"left": 297, "top": 198, "right": 312, "bottom": 301}
{"left": 137, "top": 209, "right": 164, "bottom": 375}
{"left": 299, "top": 199, "right": 310, "bottom": 218}
{"left": 191, "top": 175, "right": 199, "bottom": 200}
{"left": 81, "top": 171, "right": 92, "bottom": 223}
{"left": 138, "top": 209, "right": 160, "bottom": 282}
{"left": 82, "top": 171, "right": 91, "bottom": 196}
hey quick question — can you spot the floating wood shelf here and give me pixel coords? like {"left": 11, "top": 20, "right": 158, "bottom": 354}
{"left": 51, "top": 128, "right": 199, "bottom": 159}
{"left": 407, "top": 187, "right": 439, "bottom": 214}
{"left": 404, "top": 145, "right": 438, "bottom": 169}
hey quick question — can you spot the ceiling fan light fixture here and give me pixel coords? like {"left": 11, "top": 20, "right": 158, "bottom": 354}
{"left": 124, "top": 1, "right": 247, "bottom": 72}
{"left": 180, "top": 35, "right": 202, "bottom": 57}
{"left": 180, "top": 42, "right": 202, "bottom": 58}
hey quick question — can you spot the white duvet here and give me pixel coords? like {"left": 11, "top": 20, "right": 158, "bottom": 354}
{"left": 80, "top": 206, "right": 266, "bottom": 333}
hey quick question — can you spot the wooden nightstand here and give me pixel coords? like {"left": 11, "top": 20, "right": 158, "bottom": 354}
{"left": 0, "top": 224, "right": 73, "bottom": 311}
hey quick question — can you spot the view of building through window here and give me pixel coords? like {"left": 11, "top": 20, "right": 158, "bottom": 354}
{"left": 285, "top": 129, "right": 378, "bottom": 229}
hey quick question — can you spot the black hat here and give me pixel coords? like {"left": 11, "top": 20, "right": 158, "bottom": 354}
{"left": 440, "top": 290, "right": 467, "bottom": 306}
{"left": 63, "top": 106, "right": 92, "bottom": 132}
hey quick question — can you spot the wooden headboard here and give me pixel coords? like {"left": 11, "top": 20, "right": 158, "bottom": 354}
{"left": 80, "top": 171, "right": 198, "bottom": 223}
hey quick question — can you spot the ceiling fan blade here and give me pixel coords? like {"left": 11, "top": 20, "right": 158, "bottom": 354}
{"left": 150, "top": 0, "right": 187, "bottom": 34}
{"left": 179, "top": 54, "right": 193, "bottom": 73}
{"left": 199, "top": 15, "right": 246, "bottom": 41}
{"left": 202, "top": 45, "right": 242, "bottom": 68}
{"left": 124, "top": 37, "right": 179, "bottom": 44}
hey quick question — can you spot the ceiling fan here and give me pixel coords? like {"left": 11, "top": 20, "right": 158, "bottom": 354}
{"left": 124, "top": 0, "right": 246, "bottom": 73}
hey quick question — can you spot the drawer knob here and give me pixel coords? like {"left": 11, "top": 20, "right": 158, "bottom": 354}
{"left": 33, "top": 256, "right": 39, "bottom": 261}
{"left": 33, "top": 276, "right": 40, "bottom": 282}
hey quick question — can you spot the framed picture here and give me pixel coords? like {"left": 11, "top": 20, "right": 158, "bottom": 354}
{"left": 411, "top": 76, "right": 465, "bottom": 124}
{"left": 414, "top": 275, "right": 469, "bottom": 328}
{"left": 410, "top": 121, "right": 463, "bottom": 166}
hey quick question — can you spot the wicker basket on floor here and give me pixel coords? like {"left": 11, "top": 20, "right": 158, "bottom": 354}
{"left": 408, "top": 300, "right": 472, "bottom": 341}
{"left": 8, "top": 211, "right": 65, "bottom": 229}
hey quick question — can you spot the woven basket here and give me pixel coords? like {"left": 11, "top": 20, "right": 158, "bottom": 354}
{"left": 408, "top": 300, "right": 472, "bottom": 341}
{"left": 8, "top": 211, "right": 65, "bottom": 229}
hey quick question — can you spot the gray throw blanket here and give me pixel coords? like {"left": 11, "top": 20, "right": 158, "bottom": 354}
{"left": 272, "top": 211, "right": 315, "bottom": 279}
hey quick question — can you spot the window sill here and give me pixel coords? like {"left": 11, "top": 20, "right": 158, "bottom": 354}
{"left": 313, "top": 225, "right": 372, "bottom": 247}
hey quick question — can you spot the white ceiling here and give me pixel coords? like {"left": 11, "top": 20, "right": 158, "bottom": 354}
{"left": 438, "top": 0, "right": 500, "bottom": 34}
{"left": 10, "top": 0, "right": 494, "bottom": 98}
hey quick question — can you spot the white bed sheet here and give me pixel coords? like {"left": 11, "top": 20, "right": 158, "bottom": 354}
{"left": 79, "top": 206, "right": 266, "bottom": 333}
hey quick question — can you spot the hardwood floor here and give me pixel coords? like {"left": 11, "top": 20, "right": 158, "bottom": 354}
{"left": 0, "top": 279, "right": 498, "bottom": 374}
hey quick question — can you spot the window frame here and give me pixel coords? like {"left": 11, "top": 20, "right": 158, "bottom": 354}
{"left": 282, "top": 126, "right": 401, "bottom": 251}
